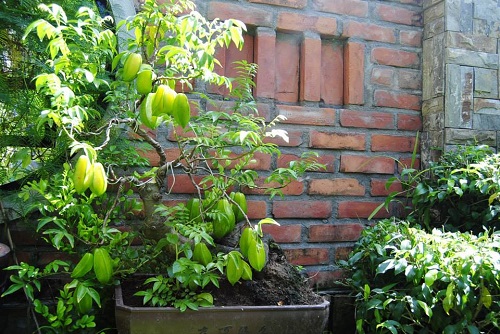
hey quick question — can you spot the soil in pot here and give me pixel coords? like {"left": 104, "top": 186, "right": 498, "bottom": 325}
{"left": 120, "top": 242, "right": 323, "bottom": 307}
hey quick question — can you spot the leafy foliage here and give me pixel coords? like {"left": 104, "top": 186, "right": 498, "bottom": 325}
{"left": 1, "top": 0, "right": 322, "bottom": 332}
{"left": 375, "top": 144, "right": 500, "bottom": 234}
{"left": 343, "top": 219, "right": 500, "bottom": 334}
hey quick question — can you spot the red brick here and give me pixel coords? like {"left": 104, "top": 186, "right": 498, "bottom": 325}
{"left": 398, "top": 157, "right": 421, "bottom": 171}
{"left": 277, "top": 12, "right": 338, "bottom": 36}
{"left": 254, "top": 28, "right": 276, "bottom": 99}
{"left": 308, "top": 178, "right": 365, "bottom": 196}
{"left": 244, "top": 177, "right": 304, "bottom": 196}
{"left": 167, "top": 174, "right": 204, "bottom": 193}
{"left": 209, "top": 35, "right": 254, "bottom": 96}
{"left": 338, "top": 201, "right": 391, "bottom": 218}
{"left": 321, "top": 41, "right": 344, "bottom": 105}
{"left": 371, "top": 47, "right": 419, "bottom": 68}
{"left": 335, "top": 246, "right": 354, "bottom": 262}
{"left": 207, "top": 150, "right": 272, "bottom": 171}
{"left": 312, "top": 0, "right": 368, "bottom": 17}
{"left": 307, "top": 269, "right": 346, "bottom": 289}
{"left": 275, "top": 33, "right": 301, "bottom": 102}
{"left": 309, "top": 224, "right": 364, "bottom": 242}
{"left": 375, "top": 3, "right": 423, "bottom": 26}
{"left": 344, "top": 42, "right": 365, "bottom": 105}
{"left": 284, "top": 248, "right": 329, "bottom": 266}
{"left": 398, "top": 113, "right": 422, "bottom": 130}
{"left": 343, "top": 21, "right": 396, "bottom": 43}
{"left": 398, "top": 69, "right": 421, "bottom": 90}
{"left": 371, "top": 67, "right": 395, "bottom": 87}
{"left": 340, "top": 110, "right": 394, "bottom": 129}
{"left": 340, "top": 155, "right": 395, "bottom": 174}
{"left": 400, "top": 30, "right": 423, "bottom": 47}
{"left": 262, "top": 224, "right": 302, "bottom": 243}
{"left": 139, "top": 148, "right": 162, "bottom": 167}
{"left": 310, "top": 131, "right": 366, "bottom": 150}
{"left": 247, "top": 200, "right": 268, "bottom": 219}
{"left": 277, "top": 105, "right": 335, "bottom": 126}
{"left": 207, "top": 2, "right": 273, "bottom": 27}
{"left": 249, "top": 0, "right": 307, "bottom": 8}
{"left": 264, "top": 129, "right": 304, "bottom": 147}
{"left": 300, "top": 34, "right": 322, "bottom": 102}
{"left": 277, "top": 154, "right": 336, "bottom": 173}
{"left": 273, "top": 200, "right": 332, "bottom": 218}
{"left": 374, "top": 90, "right": 421, "bottom": 111}
{"left": 370, "top": 178, "right": 404, "bottom": 196}
{"left": 208, "top": 100, "right": 272, "bottom": 121}
{"left": 371, "top": 134, "right": 416, "bottom": 152}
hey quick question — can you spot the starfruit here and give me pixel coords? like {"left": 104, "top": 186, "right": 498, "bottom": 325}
{"left": 152, "top": 84, "right": 176, "bottom": 116}
{"left": 136, "top": 67, "right": 153, "bottom": 95}
{"left": 239, "top": 227, "right": 255, "bottom": 258}
{"left": 172, "top": 93, "right": 190, "bottom": 128}
{"left": 193, "top": 242, "right": 212, "bottom": 266}
{"left": 248, "top": 237, "right": 266, "bottom": 272}
{"left": 226, "top": 251, "right": 243, "bottom": 285}
{"left": 93, "top": 248, "right": 113, "bottom": 284}
{"left": 139, "top": 93, "right": 162, "bottom": 129}
{"left": 241, "top": 260, "right": 253, "bottom": 280}
{"left": 89, "top": 162, "right": 107, "bottom": 197}
{"left": 187, "top": 198, "right": 202, "bottom": 223}
{"left": 122, "top": 52, "right": 142, "bottom": 82}
{"left": 71, "top": 252, "right": 94, "bottom": 278}
{"left": 230, "top": 192, "right": 247, "bottom": 222}
{"left": 212, "top": 199, "right": 236, "bottom": 239}
{"left": 73, "top": 155, "right": 93, "bottom": 194}
{"left": 74, "top": 284, "right": 92, "bottom": 314}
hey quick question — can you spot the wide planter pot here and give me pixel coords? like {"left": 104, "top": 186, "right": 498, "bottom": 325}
{"left": 115, "top": 285, "right": 330, "bottom": 334}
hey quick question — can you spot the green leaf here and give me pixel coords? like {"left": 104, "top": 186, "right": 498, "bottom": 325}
{"left": 424, "top": 269, "right": 438, "bottom": 287}
{"left": 376, "top": 259, "right": 395, "bottom": 275}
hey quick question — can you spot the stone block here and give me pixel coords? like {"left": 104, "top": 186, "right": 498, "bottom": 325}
{"left": 423, "top": 1, "right": 444, "bottom": 23}
{"left": 424, "top": 17, "right": 445, "bottom": 40}
{"left": 473, "top": 113, "right": 500, "bottom": 130}
{"left": 446, "top": 0, "right": 473, "bottom": 33}
{"left": 423, "top": 33, "right": 445, "bottom": 100}
{"left": 446, "top": 48, "right": 498, "bottom": 69}
{"left": 474, "top": 68, "right": 498, "bottom": 98}
{"left": 422, "top": 96, "right": 444, "bottom": 130}
{"left": 445, "top": 128, "right": 496, "bottom": 145}
{"left": 446, "top": 31, "right": 497, "bottom": 53}
{"left": 420, "top": 130, "right": 444, "bottom": 165}
{"left": 423, "top": 0, "right": 443, "bottom": 10}
{"left": 445, "top": 64, "right": 473, "bottom": 128}
{"left": 474, "top": 98, "right": 500, "bottom": 113}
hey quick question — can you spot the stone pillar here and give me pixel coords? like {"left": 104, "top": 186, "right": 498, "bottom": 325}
{"left": 422, "top": 0, "right": 500, "bottom": 164}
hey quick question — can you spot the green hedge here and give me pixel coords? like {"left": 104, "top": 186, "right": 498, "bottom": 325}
{"left": 343, "top": 219, "right": 500, "bottom": 334}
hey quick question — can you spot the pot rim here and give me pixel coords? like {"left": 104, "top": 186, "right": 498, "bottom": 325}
{"left": 115, "top": 284, "right": 330, "bottom": 313}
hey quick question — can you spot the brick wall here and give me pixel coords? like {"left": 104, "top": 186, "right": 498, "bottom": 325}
{"left": 188, "top": 0, "right": 424, "bottom": 288}
{"left": 5, "top": 0, "right": 424, "bottom": 291}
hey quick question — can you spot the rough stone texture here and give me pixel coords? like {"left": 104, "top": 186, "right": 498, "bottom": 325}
{"left": 445, "top": 64, "right": 473, "bottom": 128}
{"left": 422, "top": 0, "right": 500, "bottom": 164}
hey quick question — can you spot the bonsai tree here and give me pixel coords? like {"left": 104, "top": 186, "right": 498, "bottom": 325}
{"left": 1, "top": 0, "right": 322, "bottom": 332}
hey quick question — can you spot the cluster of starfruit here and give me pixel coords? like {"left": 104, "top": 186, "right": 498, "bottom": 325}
{"left": 187, "top": 192, "right": 274, "bottom": 285}
{"left": 70, "top": 248, "right": 114, "bottom": 313}
{"left": 72, "top": 155, "right": 107, "bottom": 196}
{"left": 119, "top": 52, "right": 191, "bottom": 130}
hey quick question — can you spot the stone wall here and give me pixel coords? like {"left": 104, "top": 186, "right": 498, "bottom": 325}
{"left": 422, "top": 0, "right": 500, "bottom": 163}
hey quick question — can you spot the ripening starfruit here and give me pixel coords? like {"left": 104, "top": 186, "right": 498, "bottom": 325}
{"left": 122, "top": 53, "right": 142, "bottom": 82}
{"left": 89, "top": 162, "right": 107, "bottom": 197}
